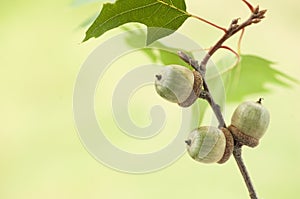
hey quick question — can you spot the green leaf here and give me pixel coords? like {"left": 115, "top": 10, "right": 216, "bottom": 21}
{"left": 83, "top": 0, "right": 190, "bottom": 45}
{"left": 211, "top": 54, "right": 298, "bottom": 102}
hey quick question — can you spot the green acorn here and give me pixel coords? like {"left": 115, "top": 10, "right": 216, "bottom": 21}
{"left": 228, "top": 98, "right": 270, "bottom": 147}
{"left": 155, "top": 65, "right": 202, "bottom": 107}
{"left": 186, "top": 126, "right": 234, "bottom": 164}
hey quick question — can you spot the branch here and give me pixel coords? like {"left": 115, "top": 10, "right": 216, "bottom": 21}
{"left": 233, "top": 143, "right": 258, "bottom": 199}
{"left": 177, "top": 52, "right": 226, "bottom": 129}
{"left": 200, "top": 91, "right": 226, "bottom": 128}
{"left": 179, "top": 4, "right": 267, "bottom": 199}
{"left": 199, "top": 8, "right": 267, "bottom": 74}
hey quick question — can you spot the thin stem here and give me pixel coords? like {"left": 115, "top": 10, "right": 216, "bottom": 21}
{"left": 233, "top": 144, "right": 258, "bottom": 199}
{"left": 242, "top": 0, "right": 255, "bottom": 12}
{"left": 220, "top": 46, "right": 240, "bottom": 61}
{"left": 178, "top": 51, "right": 202, "bottom": 73}
{"left": 199, "top": 90, "right": 226, "bottom": 128}
{"left": 191, "top": 15, "right": 227, "bottom": 32}
{"left": 237, "top": 28, "right": 245, "bottom": 54}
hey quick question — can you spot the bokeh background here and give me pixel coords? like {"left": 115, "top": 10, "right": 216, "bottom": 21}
{"left": 1, "top": 0, "right": 300, "bottom": 198}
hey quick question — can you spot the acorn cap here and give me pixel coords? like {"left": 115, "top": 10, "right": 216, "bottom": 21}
{"left": 178, "top": 70, "right": 202, "bottom": 107}
{"left": 217, "top": 128, "right": 234, "bottom": 164}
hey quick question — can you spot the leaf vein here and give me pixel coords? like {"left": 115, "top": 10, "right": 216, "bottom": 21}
{"left": 146, "top": 3, "right": 163, "bottom": 20}
{"left": 90, "top": 2, "right": 160, "bottom": 36}
{"left": 149, "top": 13, "right": 187, "bottom": 39}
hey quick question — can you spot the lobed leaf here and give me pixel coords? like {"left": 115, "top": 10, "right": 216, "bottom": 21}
{"left": 211, "top": 54, "right": 298, "bottom": 102}
{"left": 83, "top": 0, "right": 190, "bottom": 45}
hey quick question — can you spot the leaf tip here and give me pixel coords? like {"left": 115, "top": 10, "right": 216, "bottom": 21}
{"left": 82, "top": 34, "right": 92, "bottom": 43}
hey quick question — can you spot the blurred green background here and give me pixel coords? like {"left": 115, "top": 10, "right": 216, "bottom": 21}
{"left": 1, "top": 0, "right": 300, "bottom": 198}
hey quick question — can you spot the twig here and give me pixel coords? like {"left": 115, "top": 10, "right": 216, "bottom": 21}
{"left": 233, "top": 143, "right": 258, "bottom": 199}
{"left": 177, "top": 51, "right": 202, "bottom": 74}
{"left": 200, "top": 91, "right": 226, "bottom": 128}
{"left": 178, "top": 3, "right": 267, "bottom": 199}
{"left": 242, "top": 0, "right": 255, "bottom": 12}
{"left": 178, "top": 52, "right": 225, "bottom": 129}
{"left": 199, "top": 8, "right": 267, "bottom": 74}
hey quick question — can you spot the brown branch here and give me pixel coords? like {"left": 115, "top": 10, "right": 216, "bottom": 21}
{"left": 201, "top": 91, "right": 226, "bottom": 128}
{"left": 177, "top": 52, "right": 225, "bottom": 129}
{"left": 199, "top": 9, "right": 267, "bottom": 74}
{"left": 179, "top": 4, "right": 267, "bottom": 199}
{"left": 233, "top": 143, "right": 258, "bottom": 199}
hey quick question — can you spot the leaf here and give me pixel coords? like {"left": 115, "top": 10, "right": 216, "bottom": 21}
{"left": 83, "top": 0, "right": 190, "bottom": 45}
{"left": 210, "top": 54, "right": 298, "bottom": 102}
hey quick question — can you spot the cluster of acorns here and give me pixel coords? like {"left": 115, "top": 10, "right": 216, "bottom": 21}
{"left": 155, "top": 65, "right": 270, "bottom": 164}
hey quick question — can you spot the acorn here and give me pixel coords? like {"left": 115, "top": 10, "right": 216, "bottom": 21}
{"left": 185, "top": 126, "right": 234, "bottom": 164}
{"left": 228, "top": 98, "right": 270, "bottom": 147}
{"left": 154, "top": 65, "right": 203, "bottom": 107}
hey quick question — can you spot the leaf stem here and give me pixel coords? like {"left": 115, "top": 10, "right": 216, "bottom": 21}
{"left": 220, "top": 45, "right": 240, "bottom": 63}
{"left": 191, "top": 15, "right": 227, "bottom": 32}
{"left": 237, "top": 28, "right": 245, "bottom": 54}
